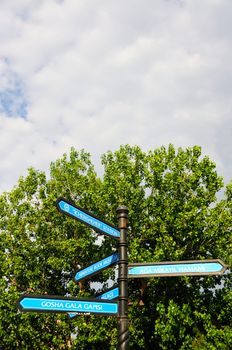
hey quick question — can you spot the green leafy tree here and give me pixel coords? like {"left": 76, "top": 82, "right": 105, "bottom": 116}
{"left": 0, "top": 145, "right": 231, "bottom": 349}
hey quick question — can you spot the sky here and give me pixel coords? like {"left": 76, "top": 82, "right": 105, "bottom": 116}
{"left": 0, "top": 0, "right": 232, "bottom": 194}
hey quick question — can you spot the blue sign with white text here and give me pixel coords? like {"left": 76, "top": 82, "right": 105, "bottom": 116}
{"left": 56, "top": 198, "right": 120, "bottom": 239}
{"left": 69, "top": 287, "right": 119, "bottom": 318}
{"left": 18, "top": 295, "right": 118, "bottom": 316}
{"left": 128, "top": 260, "right": 226, "bottom": 278}
{"left": 96, "top": 287, "right": 119, "bottom": 300}
{"left": 75, "top": 253, "right": 119, "bottom": 282}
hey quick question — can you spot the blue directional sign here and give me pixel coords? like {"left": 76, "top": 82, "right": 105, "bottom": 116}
{"left": 128, "top": 259, "right": 226, "bottom": 278}
{"left": 56, "top": 198, "right": 120, "bottom": 239}
{"left": 18, "top": 295, "right": 118, "bottom": 316}
{"left": 96, "top": 287, "right": 119, "bottom": 300}
{"left": 69, "top": 287, "right": 119, "bottom": 318}
{"left": 75, "top": 253, "right": 119, "bottom": 282}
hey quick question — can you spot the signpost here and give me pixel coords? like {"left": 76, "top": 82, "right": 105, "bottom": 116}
{"left": 128, "top": 259, "right": 226, "bottom": 278}
{"left": 18, "top": 295, "right": 118, "bottom": 316}
{"left": 75, "top": 253, "right": 119, "bottom": 282}
{"left": 56, "top": 197, "right": 120, "bottom": 239}
{"left": 17, "top": 197, "right": 227, "bottom": 350}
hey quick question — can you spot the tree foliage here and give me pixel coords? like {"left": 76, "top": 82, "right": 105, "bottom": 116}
{"left": 0, "top": 145, "right": 231, "bottom": 349}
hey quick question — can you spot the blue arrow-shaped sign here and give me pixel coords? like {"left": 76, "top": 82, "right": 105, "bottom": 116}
{"left": 18, "top": 295, "right": 118, "bottom": 316}
{"left": 128, "top": 259, "right": 226, "bottom": 278}
{"left": 75, "top": 253, "right": 119, "bottom": 282}
{"left": 96, "top": 287, "right": 119, "bottom": 300}
{"left": 56, "top": 198, "right": 120, "bottom": 239}
{"left": 68, "top": 287, "right": 119, "bottom": 318}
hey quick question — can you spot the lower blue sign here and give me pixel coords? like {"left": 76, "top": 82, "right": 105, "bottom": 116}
{"left": 69, "top": 287, "right": 119, "bottom": 318}
{"left": 18, "top": 295, "right": 118, "bottom": 316}
{"left": 75, "top": 253, "right": 119, "bottom": 282}
{"left": 96, "top": 287, "right": 119, "bottom": 300}
{"left": 128, "top": 259, "right": 226, "bottom": 278}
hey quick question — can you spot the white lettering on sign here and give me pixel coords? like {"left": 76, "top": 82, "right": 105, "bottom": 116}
{"left": 84, "top": 303, "right": 103, "bottom": 311}
{"left": 103, "top": 224, "right": 115, "bottom": 235}
{"left": 75, "top": 253, "right": 118, "bottom": 281}
{"left": 41, "top": 301, "right": 64, "bottom": 308}
{"left": 130, "top": 264, "right": 208, "bottom": 275}
{"left": 105, "top": 292, "right": 114, "bottom": 298}
{"left": 39, "top": 300, "right": 104, "bottom": 312}
{"left": 65, "top": 302, "right": 83, "bottom": 310}
{"left": 78, "top": 267, "right": 93, "bottom": 278}
{"left": 77, "top": 211, "right": 102, "bottom": 229}
{"left": 64, "top": 203, "right": 70, "bottom": 212}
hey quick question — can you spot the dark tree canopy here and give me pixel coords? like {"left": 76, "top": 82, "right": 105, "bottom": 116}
{"left": 0, "top": 145, "right": 231, "bottom": 349}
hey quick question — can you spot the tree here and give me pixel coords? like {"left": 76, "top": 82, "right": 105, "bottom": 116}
{"left": 0, "top": 145, "right": 231, "bottom": 349}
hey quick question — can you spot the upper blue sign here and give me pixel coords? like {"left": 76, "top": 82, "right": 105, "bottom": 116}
{"left": 75, "top": 253, "right": 119, "bottom": 282}
{"left": 18, "top": 295, "right": 118, "bottom": 316}
{"left": 128, "top": 259, "right": 226, "bottom": 278}
{"left": 56, "top": 198, "right": 120, "bottom": 239}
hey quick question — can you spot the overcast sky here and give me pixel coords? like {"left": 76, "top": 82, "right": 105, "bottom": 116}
{"left": 0, "top": 0, "right": 232, "bottom": 194}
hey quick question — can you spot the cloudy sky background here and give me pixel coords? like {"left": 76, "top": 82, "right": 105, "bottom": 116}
{"left": 0, "top": 0, "right": 232, "bottom": 194}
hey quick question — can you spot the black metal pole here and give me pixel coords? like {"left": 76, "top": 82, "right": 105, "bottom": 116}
{"left": 117, "top": 205, "right": 129, "bottom": 350}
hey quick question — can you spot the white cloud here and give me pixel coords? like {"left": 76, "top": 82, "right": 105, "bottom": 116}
{"left": 0, "top": 0, "right": 232, "bottom": 193}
